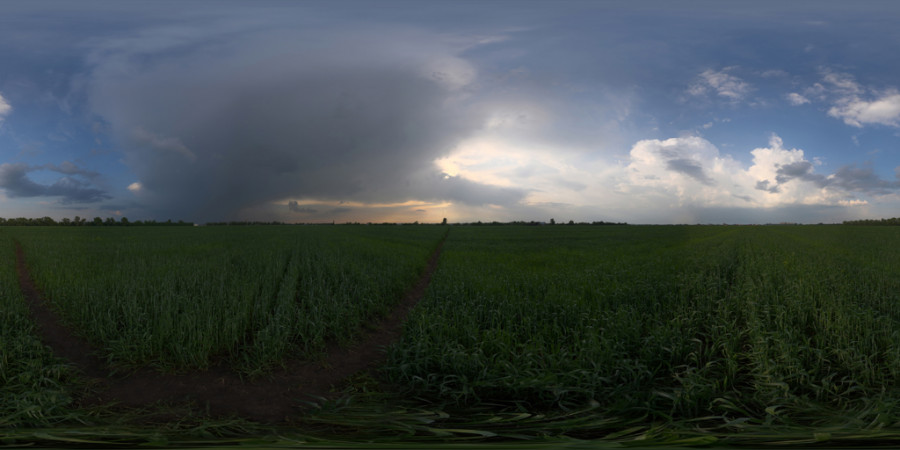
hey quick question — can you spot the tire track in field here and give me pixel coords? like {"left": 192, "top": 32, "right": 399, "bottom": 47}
{"left": 14, "top": 241, "right": 107, "bottom": 379}
{"left": 15, "top": 233, "right": 447, "bottom": 423}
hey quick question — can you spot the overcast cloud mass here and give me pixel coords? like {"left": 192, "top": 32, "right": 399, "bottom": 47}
{"left": 2, "top": 1, "right": 900, "bottom": 223}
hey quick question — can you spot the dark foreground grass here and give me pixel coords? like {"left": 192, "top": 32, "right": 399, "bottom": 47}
{"left": 6, "top": 225, "right": 900, "bottom": 447}
{"left": 7, "top": 400, "right": 900, "bottom": 449}
{"left": 0, "top": 235, "right": 90, "bottom": 430}
{"left": 385, "top": 225, "right": 900, "bottom": 445}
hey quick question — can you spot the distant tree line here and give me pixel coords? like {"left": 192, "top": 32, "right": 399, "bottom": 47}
{"left": 465, "top": 220, "right": 628, "bottom": 226}
{"left": 208, "top": 220, "right": 629, "bottom": 226}
{"left": 206, "top": 221, "right": 430, "bottom": 226}
{"left": 209, "top": 221, "right": 441, "bottom": 226}
{"left": 843, "top": 217, "right": 900, "bottom": 226}
{"left": 206, "top": 221, "right": 289, "bottom": 226}
{"left": 0, "top": 216, "right": 192, "bottom": 226}
{"left": 0, "top": 217, "right": 628, "bottom": 227}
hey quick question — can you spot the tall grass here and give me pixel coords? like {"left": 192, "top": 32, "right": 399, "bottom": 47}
{"left": 385, "top": 225, "right": 900, "bottom": 430}
{"left": 9, "top": 225, "right": 445, "bottom": 373}
{"left": 7, "top": 224, "right": 900, "bottom": 445}
{"left": 0, "top": 235, "right": 83, "bottom": 428}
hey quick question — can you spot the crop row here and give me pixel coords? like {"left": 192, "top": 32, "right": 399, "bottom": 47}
{"left": 385, "top": 225, "right": 900, "bottom": 427}
{"left": 9, "top": 225, "right": 445, "bottom": 373}
{"left": 7, "top": 224, "right": 900, "bottom": 436}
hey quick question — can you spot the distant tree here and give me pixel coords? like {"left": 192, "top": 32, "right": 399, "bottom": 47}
{"left": 568, "top": 220, "right": 575, "bottom": 225}
{"left": 92, "top": 217, "right": 103, "bottom": 226}
{"left": 844, "top": 217, "right": 900, "bottom": 226}
{"left": 550, "top": 218, "right": 555, "bottom": 225}
{"left": 120, "top": 217, "right": 130, "bottom": 226}
{"left": 442, "top": 217, "right": 447, "bottom": 225}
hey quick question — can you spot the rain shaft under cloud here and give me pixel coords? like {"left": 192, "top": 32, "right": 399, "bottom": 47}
{"left": 87, "top": 24, "right": 526, "bottom": 222}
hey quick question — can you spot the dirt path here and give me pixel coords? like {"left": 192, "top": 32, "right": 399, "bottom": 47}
{"left": 15, "top": 243, "right": 108, "bottom": 379}
{"left": 15, "top": 236, "right": 446, "bottom": 423}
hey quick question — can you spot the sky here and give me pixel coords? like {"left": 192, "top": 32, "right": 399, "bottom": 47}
{"left": 2, "top": 1, "right": 900, "bottom": 224}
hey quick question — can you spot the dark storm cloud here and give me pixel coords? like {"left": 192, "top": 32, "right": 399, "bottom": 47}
{"left": 825, "top": 165, "right": 900, "bottom": 194}
{"left": 692, "top": 204, "right": 850, "bottom": 225}
{"left": 422, "top": 173, "right": 527, "bottom": 206}
{"left": 775, "top": 161, "right": 821, "bottom": 184}
{"left": 665, "top": 158, "right": 714, "bottom": 185}
{"left": 0, "top": 162, "right": 110, "bottom": 203}
{"left": 44, "top": 161, "right": 100, "bottom": 178}
{"left": 287, "top": 201, "right": 317, "bottom": 214}
{"left": 85, "top": 20, "right": 526, "bottom": 222}
{"left": 774, "top": 161, "right": 900, "bottom": 195}
{"left": 755, "top": 179, "right": 779, "bottom": 193}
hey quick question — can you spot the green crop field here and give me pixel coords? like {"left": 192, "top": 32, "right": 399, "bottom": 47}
{"left": 4, "top": 224, "right": 900, "bottom": 447}
{"left": 10, "top": 225, "right": 444, "bottom": 373}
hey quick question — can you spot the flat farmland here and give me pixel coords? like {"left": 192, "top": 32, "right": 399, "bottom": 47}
{"left": 4, "top": 224, "right": 900, "bottom": 447}
{"left": 9, "top": 225, "right": 443, "bottom": 373}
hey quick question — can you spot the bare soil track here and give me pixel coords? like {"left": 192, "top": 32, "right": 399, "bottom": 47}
{"left": 15, "top": 237, "right": 446, "bottom": 423}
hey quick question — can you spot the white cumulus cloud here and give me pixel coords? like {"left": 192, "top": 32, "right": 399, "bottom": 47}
{"left": 689, "top": 69, "right": 751, "bottom": 101}
{"left": 823, "top": 71, "right": 862, "bottom": 95}
{"left": 0, "top": 92, "right": 11, "bottom": 121}
{"left": 403, "top": 133, "right": 891, "bottom": 224}
{"left": 618, "top": 134, "right": 884, "bottom": 211}
{"left": 803, "top": 70, "right": 900, "bottom": 128}
{"left": 828, "top": 90, "right": 900, "bottom": 127}
{"left": 786, "top": 92, "right": 810, "bottom": 105}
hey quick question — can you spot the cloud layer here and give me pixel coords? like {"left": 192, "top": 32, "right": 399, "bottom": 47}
{"left": 829, "top": 90, "right": 900, "bottom": 127}
{"left": 0, "top": 92, "right": 10, "bottom": 123}
{"left": 5, "top": 3, "right": 900, "bottom": 224}
{"left": 0, "top": 162, "right": 110, "bottom": 204}
{"left": 87, "top": 23, "right": 525, "bottom": 221}
{"left": 689, "top": 69, "right": 751, "bottom": 102}
{"left": 616, "top": 134, "right": 897, "bottom": 215}
{"left": 795, "top": 71, "right": 900, "bottom": 128}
